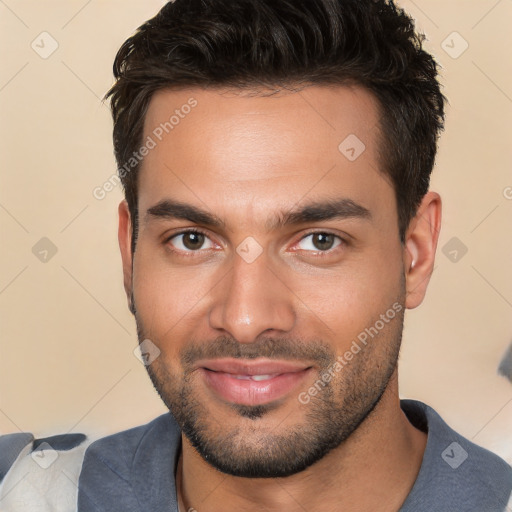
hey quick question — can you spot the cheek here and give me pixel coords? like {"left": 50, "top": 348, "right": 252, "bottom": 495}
{"left": 132, "top": 247, "right": 218, "bottom": 338}
{"left": 289, "top": 247, "right": 404, "bottom": 347}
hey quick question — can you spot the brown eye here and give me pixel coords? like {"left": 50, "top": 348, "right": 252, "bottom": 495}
{"left": 169, "top": 231, "right": 213, "bottom": 252}
{"left": 312, "top": 233, "right": 335, "bottom": 250}
{"left": 296, "top": 232, "right": 342, "bottom": 252}
{"left": 182, "top": 232, "right": 205, "bottom": 250}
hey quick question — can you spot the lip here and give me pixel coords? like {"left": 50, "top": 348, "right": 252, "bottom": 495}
{"left": 196, "top": 358, "right": 311, "bottom": 375}
{"left": 197, "top": 358, "right": 313, "bottom": 406}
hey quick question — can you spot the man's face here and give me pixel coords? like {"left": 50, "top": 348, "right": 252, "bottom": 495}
{"left": 125, "top": 85, "right": 408, "bottom": 477}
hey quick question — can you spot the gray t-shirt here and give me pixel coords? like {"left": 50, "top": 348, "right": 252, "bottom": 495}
{"left": 1, "top": 399, "right": 511, "bottom": 511}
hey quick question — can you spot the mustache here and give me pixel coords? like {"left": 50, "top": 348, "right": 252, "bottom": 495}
{"left": 135, "top": 313, "right": 335, "bottom": 371}
{"left": 132, "top": 291, "right": 336, "bottom": 370}
{"left": 179, "top": 335, "right": 336, "bottom": 370}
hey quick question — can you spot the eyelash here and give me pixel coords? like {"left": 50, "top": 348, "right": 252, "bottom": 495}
{"left": 164, "top": 228, "right": 347, "bottom": 257}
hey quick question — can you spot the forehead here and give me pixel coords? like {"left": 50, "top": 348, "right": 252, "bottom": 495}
{"left": 138, "top": 85, "right": 393, "bottom": 228}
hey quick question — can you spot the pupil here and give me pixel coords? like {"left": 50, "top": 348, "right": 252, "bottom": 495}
{"left": 313, "top": 233, "right": 333, "bottom": 251}
{"left": 184, "top": 232, "right": 204, "bottom": 250}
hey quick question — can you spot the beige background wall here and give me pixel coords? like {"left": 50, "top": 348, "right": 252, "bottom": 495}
{"left": 1, "top": 1, "right": 511, "bottom": 462}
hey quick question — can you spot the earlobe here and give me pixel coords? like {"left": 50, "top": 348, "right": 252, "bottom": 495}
{"left": 118, "top": 200, "right": 134, "bottom": 314}
{"left": 404, "top": 191, "right": 442, "bottom": 310}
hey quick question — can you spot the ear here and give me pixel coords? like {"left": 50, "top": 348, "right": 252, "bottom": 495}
{"left": 118, "top": 200, "right": 134, "bottom": 314}
{"left": 403, "top": 191, "right": 442, "bottom": 309}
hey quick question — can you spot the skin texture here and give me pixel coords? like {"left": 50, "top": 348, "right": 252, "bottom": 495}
{"left": 118, "top": 85, "right": 441, "bottom": 511}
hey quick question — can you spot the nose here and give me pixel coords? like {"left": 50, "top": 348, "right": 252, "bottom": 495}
{"left": 208, "top": 251, "right": 296, "bottom": 343}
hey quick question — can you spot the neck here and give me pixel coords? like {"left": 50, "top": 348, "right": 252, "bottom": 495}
{"left": 176, "top": 374, "right": 426, "bottom": 512}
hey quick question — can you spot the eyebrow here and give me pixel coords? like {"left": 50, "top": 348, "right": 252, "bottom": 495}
{"left": 145, "top": 197, "right": 372, "bottom": 230}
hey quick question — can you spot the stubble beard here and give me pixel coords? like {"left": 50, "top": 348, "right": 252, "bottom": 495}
{"left": 132, "top": 288, "right": 405, "bottom": 478}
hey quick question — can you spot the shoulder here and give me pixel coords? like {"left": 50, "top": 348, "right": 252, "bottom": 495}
{"left": 80, "top": 412, "right": 180, "bottom": 476}
{"left": 401, "top": 399, "right": 512, "bottom": 511}
{"left": 78, "top": 413, "right": 181, "bottom": 511}
{"left": 0, "top": 413, "right": 180, "bottom": 512}
{"left": 0, "top": 431, "right": 90, "bottom": 511}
